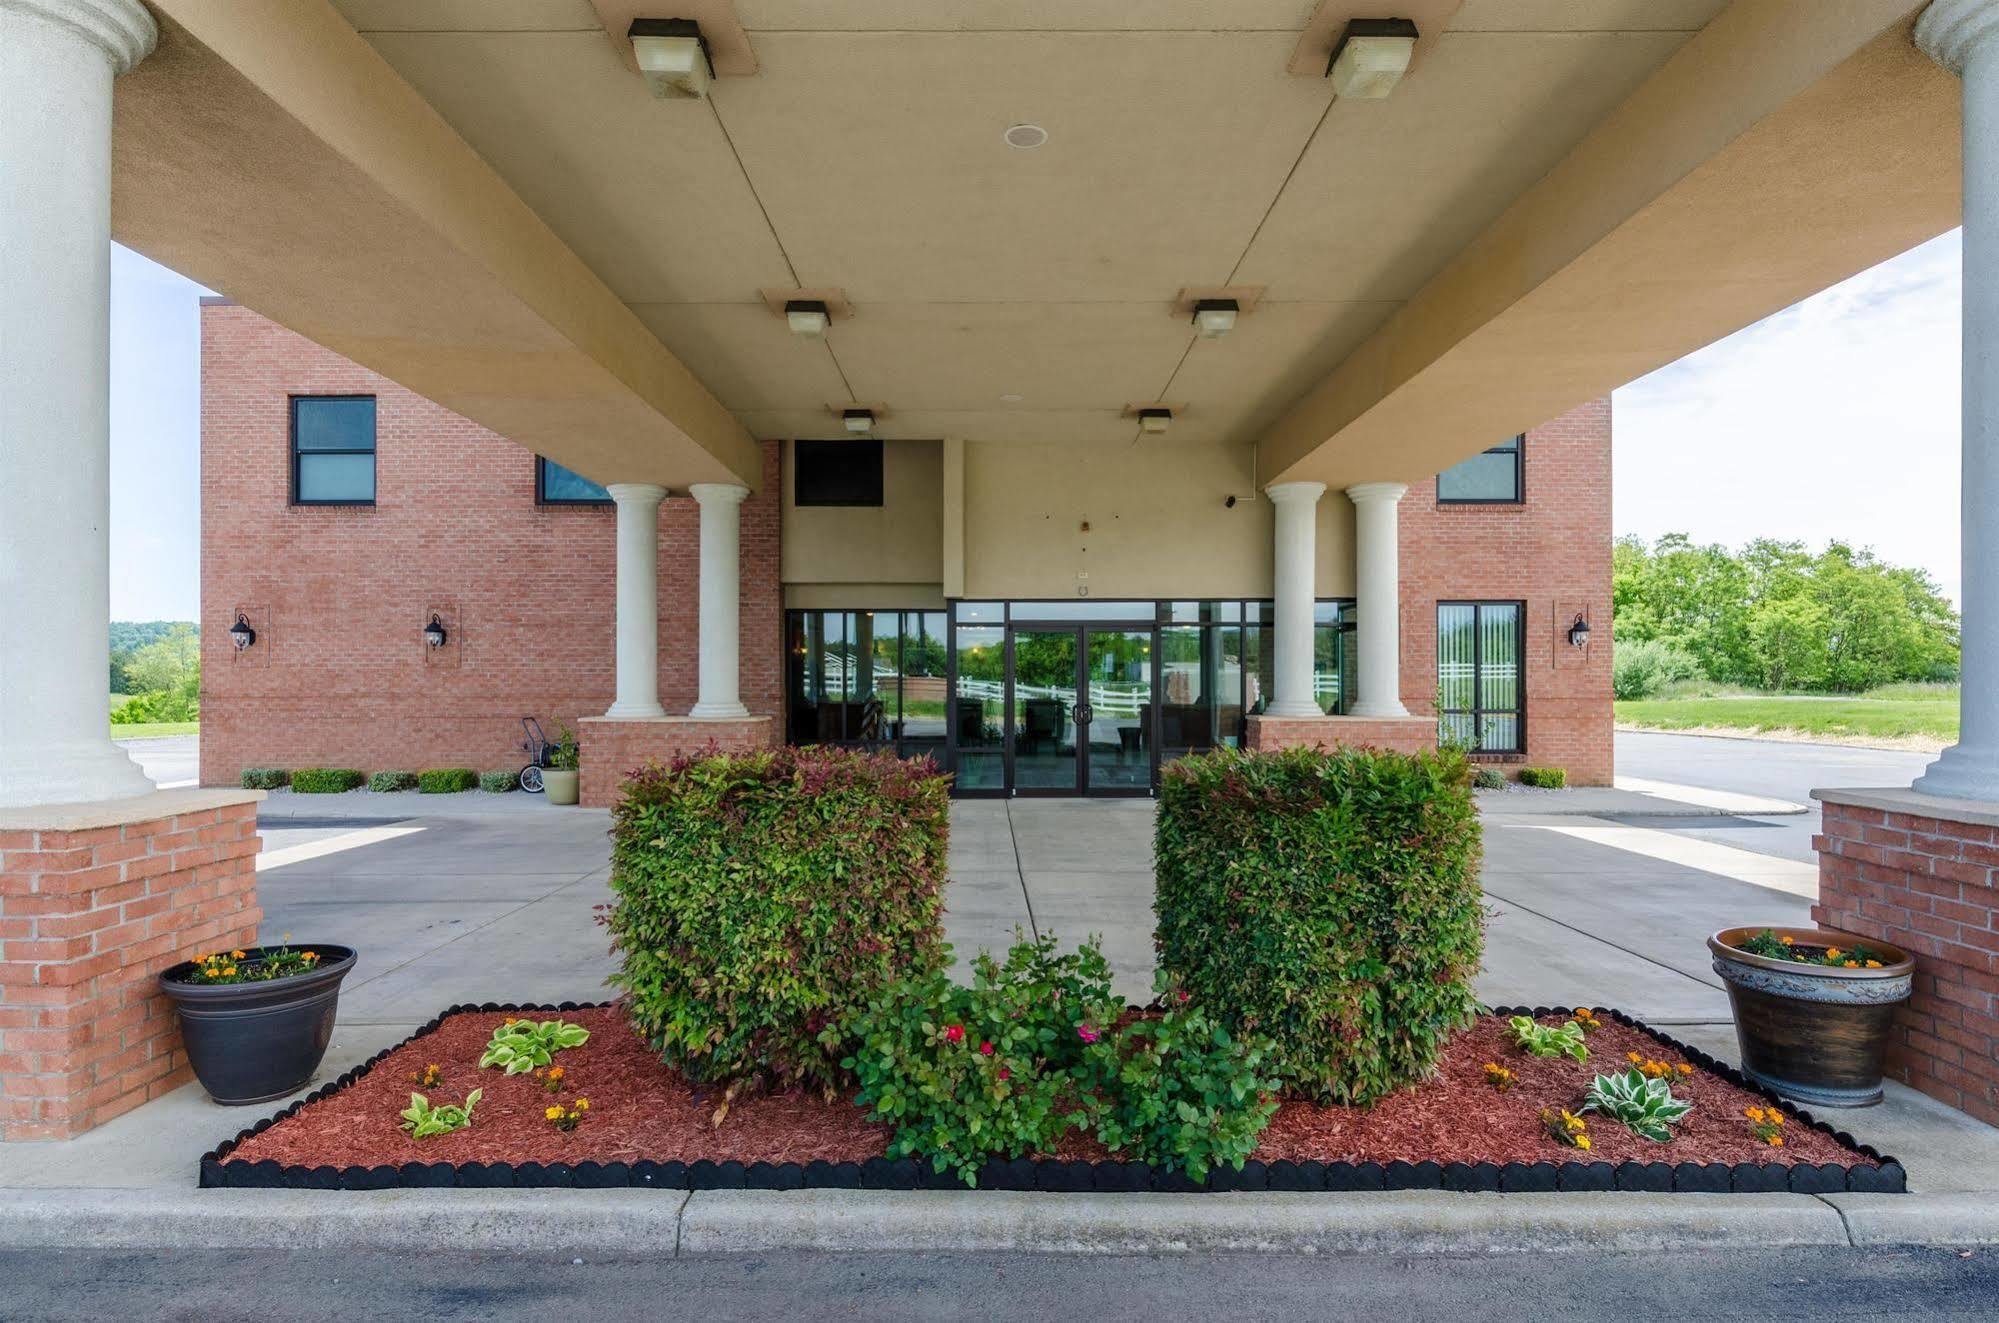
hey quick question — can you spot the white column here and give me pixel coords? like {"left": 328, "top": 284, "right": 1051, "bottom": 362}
{"left": 688, "top": 483, "right": 751, "bottom": 719}
{"left": 604, "top": 483, "right": 668, "bottom": 719}
{"left": 1916, "top": 0, "right": 1999, "bottom": 799}
{"left": 1265, "top": 481, "right": 1327, "bottom": 718}
{"left": 1346, "top": 482, "right": 1411, "bottom": 719}
{"left": 0, "top": 0, "right": 158, "bottom": 809}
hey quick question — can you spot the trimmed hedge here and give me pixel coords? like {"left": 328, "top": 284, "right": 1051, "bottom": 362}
{"left": 606, "top": 746, "right": 949, "bottom": 1093}
{"left": 479, "top": 770, "right": 519, "bottom": 793}
{"left": 418, "top": 768, "right": 479, "bottom": 794}
{"left": 290, "top": 768, "right": 366, "bottom": 794}
{"left": 368, "top": 771, "right": 419, "bottom": 793}
{"left": 1154, "top": 744, "right": 1484, "bottom": 1104}
{"left": 241, "top": 768, "right": 288, "bottom": 790}
{"left": 1519, "top": 767, "right": 1568, "bottom": 789}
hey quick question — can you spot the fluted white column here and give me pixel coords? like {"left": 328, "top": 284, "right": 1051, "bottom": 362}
{"left": 604, "top": 483, "right": 668, "bottom": 719}
{"left": 0, "top": 0, "right": 158, "bottom": 807}
{"left": 1346, "top": 482, "right": 1410, "bottom": 719}
{"left": 688, "top": 483, "right": 750, "bottom": 719}
{"left": 1916, "top": 0, "right": 1999, "bottom": 799}
{"left": 1265, "top": 481, "right": 1327, "bottom": 718}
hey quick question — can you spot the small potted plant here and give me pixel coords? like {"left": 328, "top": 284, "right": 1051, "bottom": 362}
{"left": 1707, "top": 925, "right": 1914, "bottom": 1107}
{"left": 543, "top": 722, "right": 580, "bottom": 806}
{"left": 159, "top": 941, "right": 357, "bottom": 1105}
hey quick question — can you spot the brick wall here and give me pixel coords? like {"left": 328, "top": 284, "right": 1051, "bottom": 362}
{"left": 0, "top": 794, "right": 262, "bottom": 1140}
{"left": 1245, "top": 714, "right": 1437, "bottom": 756}
{"left": 199, "top": 304, "right": 782, "bottom": 783}
{"left": 577, "top": 716, "right": 778, "bottom": 807}
{"left": 1398, "top": 399, "right": 1614, "bottom": 784}
{"left": 1815, "top": 794, "right": 1999, "bottom": 1126}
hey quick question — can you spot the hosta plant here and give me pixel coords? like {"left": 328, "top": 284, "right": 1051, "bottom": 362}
{"left": 1582, "top": 1068, "right": 1693, "bottom": 1142}
{"left": 400, "top": 1089, "right": 481, "bottom": 1139}
{"left": 1507, "top": 1016, "right": 1588, "bottom": 1062}
{"left": 479, "top": 1018, "right": 590, "bottom": 1075}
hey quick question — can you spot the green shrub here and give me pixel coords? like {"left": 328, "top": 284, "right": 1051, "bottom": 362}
{"left": 607, "top": 745, "right": 949, "bottom": 1095}
{"left": 548, "top": 722, "right": 579, "bottom": 772}
{"left": 479, "top": 769, "right": 519, "bottom": 793}
{"left": 1471, "top": 765, "right": 1505, "bottom": 790}
{"left": 1612, "top": 638, "right": 1702, "bottom": 700}
{"left": 1154, "top": 744, "right": 1484, "bottom": 1104}
{"left": 111, "top": 685, "right": 199, "bottom": 725}
{"left": 241, "top": 768, "right": 289, "bottom": 790}
{"left": 1582, "top": 1068, "right": 1693, "bottom": 1142}
{"left": 368, "top": 771, "right": 418, "bottom": 793}
{"left": 418, "top": 768, "right": 479, "bottom": 794}
{"left": 1518, "top": 766, "right": 1567, "bottom": 789}
{"left": 289, "top": 768, "right": 366, "bottom": 794}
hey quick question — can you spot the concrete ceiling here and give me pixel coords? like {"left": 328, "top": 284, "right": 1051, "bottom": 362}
{"left": 325, "top": 0, "right": 1728, "bottom": 450}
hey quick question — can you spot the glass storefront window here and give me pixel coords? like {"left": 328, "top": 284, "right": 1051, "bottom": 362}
{"left": 1437, "top": 601, "right": 1523, "bottom": 753}
{"left": 953, "top": 624, "right": 1005, "bottom": 789}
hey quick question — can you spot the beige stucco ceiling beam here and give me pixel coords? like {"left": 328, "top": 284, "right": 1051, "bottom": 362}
{"left": 1262, "top": 0, "right": 1961, "bottom": 488}
{"left": 112, "top": 0, "right": 762, "bottom": 490}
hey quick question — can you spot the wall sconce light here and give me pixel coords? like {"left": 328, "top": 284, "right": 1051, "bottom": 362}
{"left": 628, "top": 18, "right": 712, "bottom": 99}
{"left": 1326, "top": 18, "right": 1419, "bottom": 99}
{"left": 1567, "top": 613, "right": 1591, "bottom": 649}
{"left": 228, "top": 611, "right": 257, "bottom": 652}
{"left": 1137, "top": 408, "right": 1173, "bottom": 435}
{"left": 785, "top": 299, "right": 831, "bottom": 337}
{"left": 842, "top": 408, "right": 875, "bottom": 434}
{"left": 424, "top": 613, "right": 450, "bottom": 649}
{"left": 1191, "top": 298, "right": 1239, "bottom": 339}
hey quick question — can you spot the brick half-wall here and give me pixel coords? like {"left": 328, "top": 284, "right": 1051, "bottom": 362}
{"left": 1245, "top": 714, "right": 1438, "bottom": 756}
{"left": 578, "top": 716, "right": 779, "bottom": 808}
{"left": 1813, "top": 790, "right": 1999, "bottom": 1127}
{"left": 0, "top": 790, "right": 264, "bottom": 1141}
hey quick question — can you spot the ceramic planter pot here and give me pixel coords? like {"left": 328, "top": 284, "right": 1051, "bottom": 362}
{"left": 543, "top": 768, "right": 579, "bottom": 805}
{"left": 1708, "top": 926, "right": 1913, "bottom": 1108}
{"left": 159, "top": 944, "right": 356, "bottom": 1105}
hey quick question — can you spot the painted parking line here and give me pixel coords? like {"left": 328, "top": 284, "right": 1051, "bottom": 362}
{"left": 1612, "top": 775, "right": 1807, "bottom": 816}
{"left": 257, "top": 825, "right": 424, "bottom": 871}
{"left": 1514, "top": 823, "right": 1819, "bottom": 899}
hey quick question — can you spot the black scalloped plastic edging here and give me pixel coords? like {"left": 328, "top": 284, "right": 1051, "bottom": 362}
{"left": 195, "top": 1000, "right": 1907, "bottom": 1196}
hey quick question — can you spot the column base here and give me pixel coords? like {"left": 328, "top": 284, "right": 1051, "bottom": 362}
{"left": 601, "top": 701, "right": 668, "bottom": 721}
{"left": 0, "top": 739, "right": 155, "bottom": 811}
{"left": 1912, "top": 742, "right": 1999, "bottom": 802}
{"left": 1347, "top": 700, "right": 1413, "bottom": 719}
{"left": 688, "top": 702, "right": 752, "bottom": 721}
{"left": 1245, "top": 714, "right": 1438, "bottom": 755}
{"left": 578, "top": 715, "right": 778, "bottom": 807}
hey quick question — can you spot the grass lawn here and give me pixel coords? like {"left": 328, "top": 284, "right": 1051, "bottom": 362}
{"left": 1615, "top": 685, "right": 1956, "bottom": 747}
{"left": 110, "top": 722, "right": 199, "bottom": 740}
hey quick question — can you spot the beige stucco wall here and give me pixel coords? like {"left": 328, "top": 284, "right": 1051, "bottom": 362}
{"left": 779, "top": 438, "right": 944, "bottom": 595}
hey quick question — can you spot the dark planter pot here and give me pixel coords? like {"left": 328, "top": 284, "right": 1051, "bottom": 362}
{"left": 1708, "top": 926, "right": 1913, "bottom": 1108}
{"left": 159, "top": 944, "right": 357, "bottom": 1105}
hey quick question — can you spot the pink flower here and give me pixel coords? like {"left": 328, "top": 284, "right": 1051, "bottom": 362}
{"left": 997, "top": 1067, "right": 1011, "bottom": 1081}
{"left": 979, "top": 1040, "right": 994, "bottom": 1056}
{"left": 1077, "top": 1024, "right": 1099, "bottom": 1044}
{"left": 944, "top": 1024, "right": 965, "bottom": 1044}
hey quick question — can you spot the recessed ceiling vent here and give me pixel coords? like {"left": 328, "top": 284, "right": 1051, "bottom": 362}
{"left": 1003, "top": 123, "right": 1049, "bottom": 149}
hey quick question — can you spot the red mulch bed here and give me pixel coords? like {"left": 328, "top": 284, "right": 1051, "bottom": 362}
{"left": 229, "top": 1007, "right": 1870, "bottom": 1172}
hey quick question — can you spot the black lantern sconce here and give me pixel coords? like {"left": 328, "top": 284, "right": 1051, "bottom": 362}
{"left": 423, "top": 612, "right": 449, "bottom": 649}
{"left": 228, "top": 611, "right": 257, "bottom": 652}
{"left": 1566, "top": 612, "right": 1591, "bottom": 650}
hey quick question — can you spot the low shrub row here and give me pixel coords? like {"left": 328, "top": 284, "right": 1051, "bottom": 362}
{"left": 288, "top": 768, "right": 366, "bottom": 794}
{"left": 1519, "top": 767, "right": 1568, "bottom": 789}
{"left": 239, "top": 766, "right": 508, "bottom": 794}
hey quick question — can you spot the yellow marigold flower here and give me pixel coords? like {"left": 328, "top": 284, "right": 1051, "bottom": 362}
{"left": 1575, "top": 1135, "right": 1591, "bottom": 1151}
{"left": 1675, "top": 1063, "right": 1693, "bottom": 1076}
{"left": 1746, "top": 1107, "right": 1764, "bottom": 1121}
{"left": 1780, "top": 936, "right": 1794, "bottom": 946}
{"left": 549, "top": 1067, "right": 564, "bottom": 1081}
{"left": 1627, "top": 1052, "right": 1642, "bottom": 1064}
{"left": 1770, "top": 1136, "right": 1784, "bottom": 1147}
{"left": 545, "top": 1106, "right": 562, "bottom": 1120}
{"left": 1825, "top": 947, "right": 1844, "bottom": 960}
{"left": 575, "top": 1098, "right": 589, "bottom": 1110}
{"left": 222, "top": 966, "right": 237, "bottom": 977}
{"left": 1866, "top": 959, "right": 1883, "bottom": 969}
{"left": 231, "top": 950, "right": 245, "bottom": 959}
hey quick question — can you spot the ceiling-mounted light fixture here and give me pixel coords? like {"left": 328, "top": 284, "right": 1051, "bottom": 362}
{"left": 1566, "top": 613, "right": 1591, "bottom": 650}
{"left": 228, "top": 611, "right": 257, "bottom": 652}
{"left": 424, "top": 612, "right": 450, "bottom": 649}
{"left": 842, "top": 408, "right": 875, "bottom": 434}
{"left": 784, "top": 299, "right": 831, "bottom": 338}
{"left": 1137, "top": 408, "right": 1173, "bottom": 435}
{"left": 1326, "top": 18, "right": 1419, "bottom": 99}
{"left": 629, "top": 18, "right": 713, "bottom": 99}
{"left": 1192, "top": 298, "right": 1240, "bottom": 339}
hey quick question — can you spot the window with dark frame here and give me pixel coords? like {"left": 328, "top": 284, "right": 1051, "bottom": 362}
{"left": 1436, "top": 601, "right": 1525, "bottom": 754}
{"left": 536, "top": 456, "right": 612, "bottom": 505}
{"left": 1436, "top": 433, "right": 1523, "bottom": 504}
{"left": 290, "top": 396, "right": 377, "bottom": 505}
{"left": 794, "top": 439, "right": 884, "bottom": 507}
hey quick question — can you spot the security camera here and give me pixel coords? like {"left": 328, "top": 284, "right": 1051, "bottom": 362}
{"left": 1224, "top": 494, "right": 1238, "bottom": 509}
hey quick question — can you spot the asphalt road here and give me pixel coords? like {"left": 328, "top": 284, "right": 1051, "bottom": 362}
{"left": 114, "top": 733, "right": 197, "bottom": 787}
{"left": 5, "top": 1246, "right": 1993, "bottom": 1322}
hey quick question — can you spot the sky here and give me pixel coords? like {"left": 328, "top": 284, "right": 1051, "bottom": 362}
{"left": 106, "top": 230, "right": 1967, "bottom": 620}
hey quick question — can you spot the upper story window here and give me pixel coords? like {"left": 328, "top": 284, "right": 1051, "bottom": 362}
{"left": 795, "top": 439, "right": 883, "bottom": 507}
{"left": 290, "top": 396, "right": 376, "bottom": 505}
{"left": 536, "top": 457, "right": 612, "bottom": 505}
{"left": 1437, "top": 433, "right": 1523, "bottom": 504}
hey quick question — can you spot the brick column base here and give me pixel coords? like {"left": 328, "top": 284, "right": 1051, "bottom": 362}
{"left": 577, "top": 715, "right": 778, "bottom": 807}
{"left": 1245, "top": 714, "right": 1438, "bottom": 756}
{"left": 0, "top": 788, "right": 264, "bottom": 1141}
{"left": 1813, "top": 787, "right": 1999, "bottom": 1127}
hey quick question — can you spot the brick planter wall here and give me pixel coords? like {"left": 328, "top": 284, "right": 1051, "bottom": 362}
{"left": 1245, "top": 714, "right": 1438, "bottom": 755}
{"left": 1813, "top": 788, "right": 1999, "bottom": 1127}
{"left": 0, "top": 790, "right": 264, "bottom": 1141}
{"left": 578, "top": 716, "right": 778, "bottom": 807}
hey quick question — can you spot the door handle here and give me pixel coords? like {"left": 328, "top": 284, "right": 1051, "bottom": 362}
{"left": 1075, "top": 704, "right": 1093, "bottom": 724}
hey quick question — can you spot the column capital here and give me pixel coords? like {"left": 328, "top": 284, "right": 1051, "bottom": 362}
{"left": 688, "top": 482, "right": 751, "bottom": 506}
{"left": 3, "top": 0, "right": 156, "bottom": 72}
{"left": 1264, "top": 480, "right": 1327, "bottom": 505}
{"left": 604, "top": 481, "right": 668, "bottom": 506}
{"left": 1918, "top": 0, "right": 1999, "bottom": 75}
{"left": 1345, "top": 481, "right": 1409, "bottom": 505}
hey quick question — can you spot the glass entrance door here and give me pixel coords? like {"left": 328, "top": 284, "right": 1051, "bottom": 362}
{"left": 1084, "top": 629, "right": 1152, "bottom": 792}
{"left": 1009, "top": 627, "right": 1080, "bottom": 791}
{"left": 1005, "top": 624, "right": 1154, "bottom": 795}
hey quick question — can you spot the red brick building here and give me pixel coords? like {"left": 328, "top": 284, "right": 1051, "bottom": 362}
{"left": 201, "top": 303, "right": 1612, "bottom": 797}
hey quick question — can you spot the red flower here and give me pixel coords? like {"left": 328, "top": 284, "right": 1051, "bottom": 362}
{"left": 979, "top": 1040, "right": 994, "bottom": 1055}
{"left": 997, "top": 1067, "right": 1011, "bottom": 1081}
{"left": 944, "top": 1024, "right": 965, "bottom": 1044}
